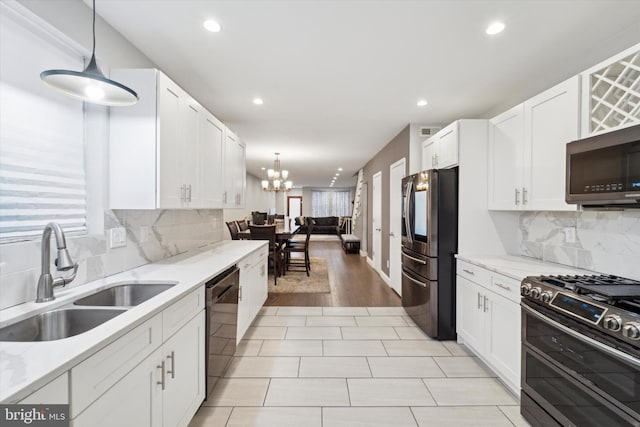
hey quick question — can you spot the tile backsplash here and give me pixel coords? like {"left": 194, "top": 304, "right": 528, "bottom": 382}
{"left": 520, "top": 210, "right": 640, "bottom": 280}
{"left": 0, "top": 209, "right": 223, "bottom": 309}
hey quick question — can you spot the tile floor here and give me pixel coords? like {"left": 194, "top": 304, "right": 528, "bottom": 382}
{"left": 189, "top": 306, "right": 530, "bottom": 427}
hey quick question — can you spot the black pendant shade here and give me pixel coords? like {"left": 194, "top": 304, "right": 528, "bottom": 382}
{"left": 40, "top": 0, "right": 138, "bottom": 106}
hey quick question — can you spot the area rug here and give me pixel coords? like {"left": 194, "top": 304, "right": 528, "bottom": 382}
{"left": 290, "top": 234, "right": 341, "bottom": 242}
{"left": 269, "top": 257, "right": 331, "bottom": 293}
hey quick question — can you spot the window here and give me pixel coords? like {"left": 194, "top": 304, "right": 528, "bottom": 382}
{"left": 0, "top": 5, "right": 87, "bottom": 242}
{"left": 311, "top": 190, "right": 351, "bottom": 217}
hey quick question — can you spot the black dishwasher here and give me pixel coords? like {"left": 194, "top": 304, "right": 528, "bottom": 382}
{"left": 204, "top": 265, "right": 240, "bottom": 400}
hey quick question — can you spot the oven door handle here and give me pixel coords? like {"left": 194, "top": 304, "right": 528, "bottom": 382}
{"left": 522, "top": 304, "right": 640, "bottom": 368}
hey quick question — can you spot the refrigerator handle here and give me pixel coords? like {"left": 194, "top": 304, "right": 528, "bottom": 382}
{"left": 405, "top": 180, "right": 414, "bottom": 244}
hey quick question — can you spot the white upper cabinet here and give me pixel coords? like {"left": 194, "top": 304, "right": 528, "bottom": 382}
{"left": 223, "top": 128, "right": 246, "bottom": 208}
{"left": 110, "top": 69, "right": 241, "bottom": 209}
{"left": 524, "top": 75, "right": 580, "bottom": 211}
{"left": 488, "top": 105, "right": 525, "bottom": 210}
{"left": 421, "top": 121, "right": 459, "bottom": 170}
{"left": 199, "top": 111, "right": 225, "bottom": 207}
{"left": 488, "top": 76, "right": 580, "bottom": 211}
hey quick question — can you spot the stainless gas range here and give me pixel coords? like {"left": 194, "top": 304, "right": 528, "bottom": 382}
{"left": 520, "top": 274, "right": 640, "bottom": 427}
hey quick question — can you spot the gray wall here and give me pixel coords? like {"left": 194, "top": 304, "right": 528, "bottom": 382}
{"left": 359, "top": 125, "right": 410, "bottom": 277}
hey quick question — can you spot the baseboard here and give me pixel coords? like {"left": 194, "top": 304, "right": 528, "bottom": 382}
{"left": 380, "top": 272, "right": 391, "bottom": 287}
{"left": 365, "top": 256, "right": 391, "bottom": 287}
{"left": 359, "top": 249, "right": 367, "bottom": 257}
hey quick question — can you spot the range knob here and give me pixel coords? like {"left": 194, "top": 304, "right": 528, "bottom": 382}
{"left": 530, "top": 287, "right": 542, "bottom": 299}
{"left": 540, "top": 291, "right": 554, "bottom": 303}
{"left": 520, "top": 283, "right": 532, "bottom": 296}
{"left": 622, "top": 322, "right": 640, "bottom": 340}
{"left": 602, "top": 315, "right": 622, "bottom": 331}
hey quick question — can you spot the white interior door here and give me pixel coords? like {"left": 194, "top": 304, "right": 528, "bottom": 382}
{"left": 389, "top": 158, "right": 405, "bottom": 295}
{"left": 372, "top": 172, "right": 382, "bottom": 273}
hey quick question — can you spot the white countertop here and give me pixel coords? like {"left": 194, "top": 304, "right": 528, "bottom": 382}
{"left": 456, "top": 254, "right": 594, "bottom": 281}
{"left": 0, "top": 240, "right": 267, "bottom": 403}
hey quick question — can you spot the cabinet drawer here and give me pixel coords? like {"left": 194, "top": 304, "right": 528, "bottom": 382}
{"left": 456, "top": 260, "right": 491, "bottom": 287}
{"left": 163, "top": 286, "right": 204, "bottom": 340}
{"left": 240, "top": 247, "right": 267, "bottom": 270}
{"left": 71, "top": 313, "right": 162, "bottom": 418}
{"left": 490, "top": 274, "right": 521, "bottom": 303}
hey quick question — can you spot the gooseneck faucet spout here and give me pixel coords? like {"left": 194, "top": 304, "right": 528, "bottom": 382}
{"left": 36, "top": 222, "right": 79, "bottom": 303}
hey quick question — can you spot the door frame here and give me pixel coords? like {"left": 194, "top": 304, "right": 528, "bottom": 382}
{"left": 287, "top": 196, "right": 302, "bottom": 217}
{"left": 389, "top": 158, "right": 406, "bottom": 295}
{"left": 372, "top": 171, "right": 382, "bottom": 273}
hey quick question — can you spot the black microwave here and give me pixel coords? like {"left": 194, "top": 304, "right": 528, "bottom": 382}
{"left": 566, "top": 124, "right": 640, "bottom": 208}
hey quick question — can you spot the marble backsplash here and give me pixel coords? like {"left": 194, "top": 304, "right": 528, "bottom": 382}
{"left": 519, "top": 210, "right": 640, "bottom": 280}
{"left": 0, "top": 209, "right": 223, "bottom": 310}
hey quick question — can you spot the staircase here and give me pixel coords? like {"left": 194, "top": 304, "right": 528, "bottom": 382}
{"left": 351, "top": 169, "right": 364, "bottom": 229}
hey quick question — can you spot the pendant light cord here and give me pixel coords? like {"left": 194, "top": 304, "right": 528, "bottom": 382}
{"left": 92, "top": 0, "right": 96, "bottom": 55}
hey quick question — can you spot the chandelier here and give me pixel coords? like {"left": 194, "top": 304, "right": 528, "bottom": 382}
{"left": 262, "top": 152, "right": 293, "bottom": 192}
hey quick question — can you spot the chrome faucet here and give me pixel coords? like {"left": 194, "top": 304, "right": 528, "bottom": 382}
{"left": 36, "top": 222, "right": 79, "bottom": 303}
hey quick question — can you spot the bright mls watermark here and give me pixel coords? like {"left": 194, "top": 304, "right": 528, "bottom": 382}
{"left": 1, "top": 405, "right": 68, "bottom": 426}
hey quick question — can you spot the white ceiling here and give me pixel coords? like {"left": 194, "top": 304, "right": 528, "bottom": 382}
{"left": 90, "top": 0, "right": 640, "bottom": 188}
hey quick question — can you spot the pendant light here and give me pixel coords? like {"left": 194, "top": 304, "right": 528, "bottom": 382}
{"left": 40, "top": 0, "right": 138, "bottom": 106}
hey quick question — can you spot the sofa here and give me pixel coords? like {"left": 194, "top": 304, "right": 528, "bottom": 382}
{"left": 295, "top": 216, "right": 346, "bottom": 235}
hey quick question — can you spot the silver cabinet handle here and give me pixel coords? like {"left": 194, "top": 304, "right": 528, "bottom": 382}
{"left": 223, "top": 191, "right": 227, "bottom": 204}
{"left": 483, "top": 295, "right": 489, "bottom": 312}
{"left": 239, "top": 286, "right": 242, "bottom": 301}
{"left": 167, "top": 351, "right": 175, "bottom": 379}
{"left": 435, "top": 153, "right": 439, "bottom": 167}
{"left": 431, "top": 155, "right": 435, "bottom": 167}
{"left": 389, "top": 232, "right": 395, "bottom": 237}
{"left": 515, "top": 188, "right": 520, "bottom": 205}
{"left": 157, "top": 360, "right": 166, "bottom": 390}
{"left": 522, "top": 187, "right": 528, "bottom": 205}
{"left": 462, "top": 268, "right": 474, "bottom": 276}
{"left": 494, "top": 282, "right": 512, "bottom": 291}
{"left": 477, "top": 292, "right": 483, "bottom": 309}
{"left": 180, "top": 184, "right": 186, "bottom": 202}
{"left": 403, "top": 253, "right": 427, "bottom": 264}
{"left": 186, "top": 185, "right": 192, "bottom": 202}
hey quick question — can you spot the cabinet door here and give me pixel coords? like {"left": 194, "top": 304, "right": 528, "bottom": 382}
{"left": 157, "top": 73, "right": 185, "bottom": 209}
{"left": 237, "top": 259, "right": 252, "bottom": 341}
{"left": 72, "top": 348, "right": 163, "bottom": 427}
{"left": 199, "top": 111, "right": 225, "bottom": 207}
{"left": 181, "top": 97, "right": 201, "bottom": 208}
{"left": 488, "top": 105, "right": 525, "bottom": 210}
{"left": 456, "top": 276, "right": 485, "bottom": 353}
{"left": 524, "top": 76, "right": 579, "bottom": 211}
{"left": 421, "top": 137, "right": 438, "bottom": 170}
{"left": 162, "top": 311, "right": 205, "bottom": 427}
{"left": 436, "top": 122, "right": 458, "bottom": 168}
{"left": 485, "top": 291, "right": 521, "bottom": 393}
{"left": 224, "top": 129, "right": 239, "bottom": 207}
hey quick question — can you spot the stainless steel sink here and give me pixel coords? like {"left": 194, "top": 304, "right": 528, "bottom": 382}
{"left": 0, "top": 308, "right": 126, "bottom": 342}
{"left": 73, "top": 283, "right": 175, "bottom": 307}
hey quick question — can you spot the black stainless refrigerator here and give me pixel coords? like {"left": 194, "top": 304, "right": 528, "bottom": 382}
{"left": 401, "top": 168, "right": 458, "bottom": 340}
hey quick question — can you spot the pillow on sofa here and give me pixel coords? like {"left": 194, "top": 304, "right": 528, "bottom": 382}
{"left": 295, "top": 216, "right": 305, "bottom": 226}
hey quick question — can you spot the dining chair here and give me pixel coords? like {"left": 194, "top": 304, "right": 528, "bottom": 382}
{"left": 237, "top": 219, "right": 249, "bottom": 231}
{"left": 226, "top": 221, "right": 240, "bottom": 240}
{"left": 249, "top": 225, "right": 282, "bottom": 285}
{"left": 283, "top": 218, "right": 314, "bottom": 276}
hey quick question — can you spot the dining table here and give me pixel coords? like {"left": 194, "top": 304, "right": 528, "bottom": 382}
{"left": 238, "top": 222, "right": 300, "bottom": 243}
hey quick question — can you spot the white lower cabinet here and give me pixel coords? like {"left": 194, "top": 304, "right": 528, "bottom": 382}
{"left": 456, "top": 261, "right": 521, "bottom": 395}
{"left": 18, "top": 373, "right": 68, "bottom": 404}
{"left": 237, "top": 246, "right": 268, "bottom": 342}
{"left": 71, "top": 288, "right": 205, "bottom": 427}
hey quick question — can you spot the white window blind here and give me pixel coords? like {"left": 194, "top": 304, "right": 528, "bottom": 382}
{"left": 311, "top": 190, "right": 351, "bottom": 217}
{"left": 0, "top": 5, "right": 86, "bottom": 243}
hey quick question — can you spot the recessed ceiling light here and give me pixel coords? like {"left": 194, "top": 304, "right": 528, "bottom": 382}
{"left": 338, "top": 167, "right": 343, "bottom": 171}
{"left": 203, "top": 19, "right": 222, "bottom": 33}
{"left": 261, "top": 167, "right": 265, "bottom": 170}
{"left": 417, "top": 99, "right": 428, "bottom": 107}
{"left": 486, "top": 21, "right": 505, "bottom": 35}
{"left": 335, "top": 173, "right": 340, "bottom": 176}
{"left": 253, "top": 98, "right": 264, "bottom": 105}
